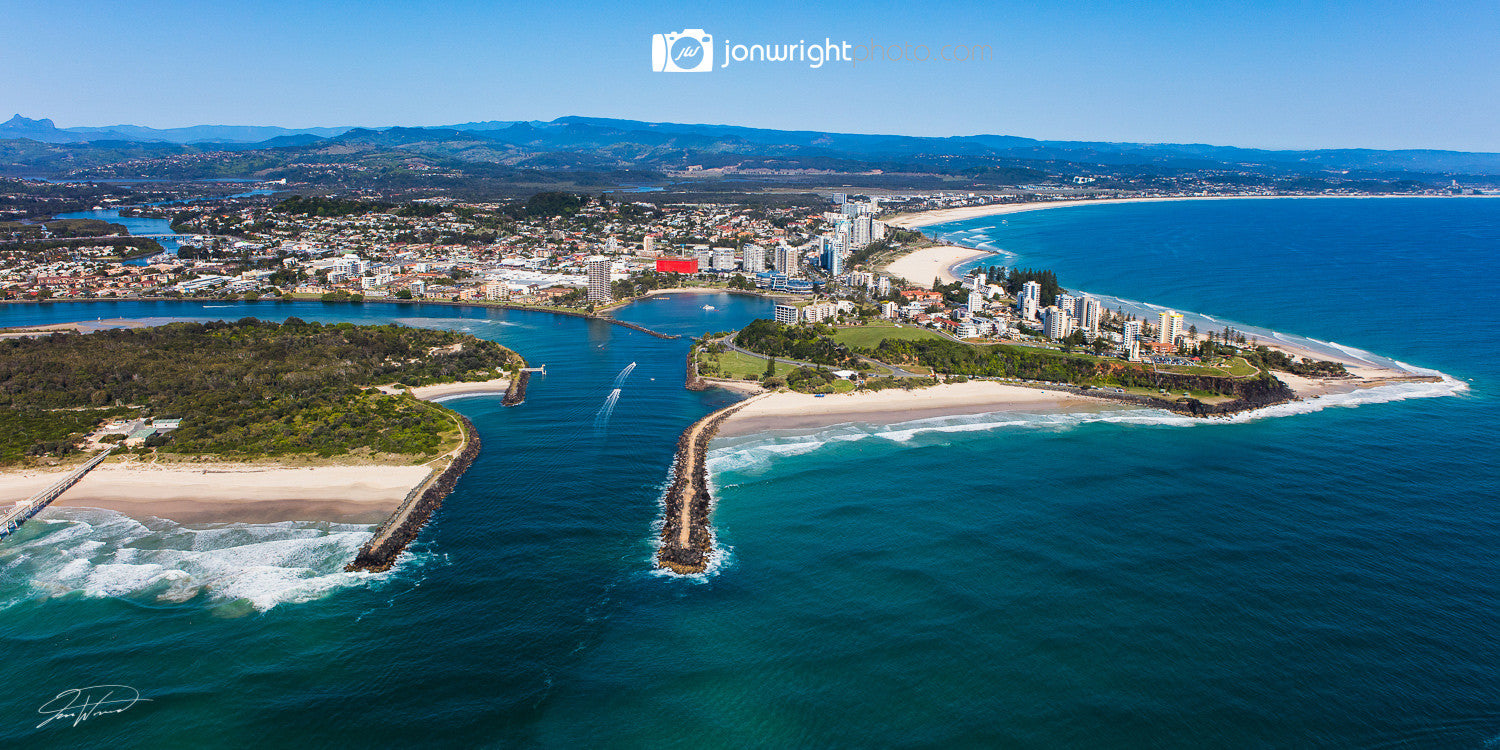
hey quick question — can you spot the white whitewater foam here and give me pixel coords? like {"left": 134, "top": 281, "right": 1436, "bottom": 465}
{"left": 1223, "top": 374, "right": 1469, "bottom": 422}
{"left": 647, "top": 530, "right": 734, "bottom": 583}
{"left": 1384, "top": 357, "right": 1447, "bottom": 378}
{"left": 646, "top": 465, "right": 732, "bottom": 582}
{"left": 2, "top": 509, "right": 409, "bottom": 612}
{"left": 709, "top": 409, "right": 1192, "bottom": 474}
{"left": 709, "top": 373, "right": 1468, "bottom": 472}
{"left": 428, "top": 393, "right": 503, "bottom": 403}
{"left": 1319, "top": 340, "right": 1388, "bottom": 368}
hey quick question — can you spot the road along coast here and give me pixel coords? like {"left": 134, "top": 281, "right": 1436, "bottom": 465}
{"left": 656, "top": 394, "right": 769, "bottom": 575}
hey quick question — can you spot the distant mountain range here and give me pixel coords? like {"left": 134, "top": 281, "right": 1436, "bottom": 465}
{"left": 0, "top": 115, "right": 357, "bottom": 145}
{"left": 5, "top": 114, "right": 1500, "bottom": 185}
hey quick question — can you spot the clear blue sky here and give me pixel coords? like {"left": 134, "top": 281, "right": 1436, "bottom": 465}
{"left": 3, "top": 0, "right": 1497, "bottom": 151}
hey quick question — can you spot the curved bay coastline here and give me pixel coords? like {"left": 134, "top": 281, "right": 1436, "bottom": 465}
{"left": 0, "top": 200, "right": 1493, "bottom": 747}
{"left": 1, "top": 196, "right": 1473, "bottom": 577}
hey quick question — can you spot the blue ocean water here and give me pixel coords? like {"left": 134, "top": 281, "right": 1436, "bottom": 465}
{"left": 1, "top": 198, "right": 1497, "bottom": 747}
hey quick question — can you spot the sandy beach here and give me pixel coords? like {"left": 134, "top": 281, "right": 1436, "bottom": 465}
{"left": 396, "top": 376, "right": 511, "bottom": 400}
{"left": 718, "top": 381, "right": 1114, "bottom": 437}
{"left": 0, "top": 318, "right": 151, "bottom": 338}
{"left": 886, "top": 196, "right": 1255, "bottom": 228}
{"left": 701, "top": 377, "right": 766, "bottom": 395}
{"left": 883, "top": 244, "right": 996, "bottom": 287}
{"left": 886, "top": 193, "right": 1500, "bottom": 229}
{"left": 4, "top": 357, "right": 478, "bottom": 525}
{"left": 2, "top": 461, "right": 433, "bottom": 523}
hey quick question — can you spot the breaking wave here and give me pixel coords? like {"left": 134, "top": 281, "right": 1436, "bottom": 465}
{"left": 709, "top": 374, "right": 1468, "bottom": 473}
{"left": 0, "top": 509, "right": 417, "bottom": 612}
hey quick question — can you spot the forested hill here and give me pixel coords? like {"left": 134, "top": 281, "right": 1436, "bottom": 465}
{"left": 0, "top": 319, "right": 524, "bottom": 462}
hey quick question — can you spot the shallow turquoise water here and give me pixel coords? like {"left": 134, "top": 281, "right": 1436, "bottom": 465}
{"left": 1, "top": 198, "right": 1497, "bottom": 747}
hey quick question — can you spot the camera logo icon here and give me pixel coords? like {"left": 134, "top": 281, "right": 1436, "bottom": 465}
{"left": 652, "top": 29, "right": 713, "bottom": 73}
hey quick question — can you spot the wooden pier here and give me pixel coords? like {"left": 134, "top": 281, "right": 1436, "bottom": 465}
{"left": 1, "top": 449, "right": 113, "bottom": 540}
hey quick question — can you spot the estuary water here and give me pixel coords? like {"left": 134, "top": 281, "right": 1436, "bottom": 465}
{"left": 1, "top": 197, "right": 1497, "bottom": 748}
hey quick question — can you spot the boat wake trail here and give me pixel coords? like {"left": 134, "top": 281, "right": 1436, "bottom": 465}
{"left": 595, "top": 388, "right": 623, "bottom": 431}
{"left": 613, "top": 362, "right": 637, "bottom": 388}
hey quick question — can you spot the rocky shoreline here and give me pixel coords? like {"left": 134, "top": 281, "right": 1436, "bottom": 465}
{"left": 346, "top": 416, "right": 481, "bottom": 573}
{"left": 684, "top": 349, "right": 709, "bottom": 391}
{"left": 503, "top": 370, "right": 531, "bottom": 406}
{"left": 655, "top": 396, "right": 763, "bottom": 575}
{"left": 1094, "top": 373, "right": 1298, "bottom": 417}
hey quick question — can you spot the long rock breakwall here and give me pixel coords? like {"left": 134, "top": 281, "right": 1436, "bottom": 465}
{"left": 346, "top": 416, "right": 481, "bottom": 573}
{"left": 655, "top": 396, "right": 764, "bottom": 574}
{"left": 503, "top": 369, "right": 531, "bottom": 406}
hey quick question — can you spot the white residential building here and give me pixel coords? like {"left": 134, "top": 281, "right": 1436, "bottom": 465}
{"left": 1081, "top": 296, "right": 1101, "bottom": 335}
{"left": 711, "top": 247, "right": 737, "bottom": 271}
{"left": 1057, "top": 294, "right": 1077, "bottom": 320}
{"left": 967, "top": 289, "right": 985, "bottom": 315}
{"left": 850, "top": 214, "right": 874, "bottom": 248}
{"left": 774, "top": 243, "right": 800, "bottom": 276}
{"left": 333, "top": 253, "right": 364, "bottom": 277}
{"left": 803, "top": 301, "right": 837, "bottom": 323}
{"left": 1043, "top": 306, "right": 1073, "bottom": 340}
{"left": 742, "top": 244, "right": 766, "bottom": 273}
{"left": 1019, "top": 280, "right": 1042, "bottom": 321}
{"left": 1158, "top": 310, "right": 1184, "bottom": 345}
{"left": 1122, "top": 319, "right": 1142, "bottom": 360}
{"left": 774, "top": 303, "right": 800, "bottom": 325}
{"left": 586, "top": 255, "right": 614, "bottom": 303}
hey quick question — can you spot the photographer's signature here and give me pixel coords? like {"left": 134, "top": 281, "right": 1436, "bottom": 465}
{"left": 37, "top": 685, "right": 150, "bottom": 728}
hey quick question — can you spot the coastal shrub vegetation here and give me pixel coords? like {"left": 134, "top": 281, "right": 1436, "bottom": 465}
{"left": 0, "top": 319, "right": 523, "bottom": 462}
{"left": 0, "top": 407, "right": 129, "bottom": 463}
{"left": 735, "top": 319, "right": 861, "bottom": 368}
{"left": 1239, "top": 345, "right": 1348, "bottom": 376}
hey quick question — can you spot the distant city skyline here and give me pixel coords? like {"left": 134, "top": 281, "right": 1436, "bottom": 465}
{"left": 3, "top": 0, "right": 1498, "bottom": 152}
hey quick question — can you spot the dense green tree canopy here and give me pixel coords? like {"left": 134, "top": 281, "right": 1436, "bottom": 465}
{"left": 0, "top": 319, "right": 524, "bottom": 461}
